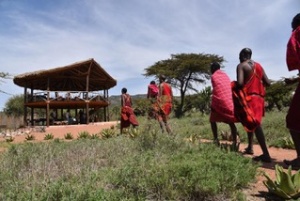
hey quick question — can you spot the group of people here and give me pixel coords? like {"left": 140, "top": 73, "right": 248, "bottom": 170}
{"left": 120, "top": 75, "right": 173, "bottom": 134}
{"left": 210, "top": 48, "right": 271, "bottom": 163}
{"left": 120, "top": 13, "right": 300, "bottom": 169}
{"left": 211, "top": 13, "right": 300, "bottom": 169}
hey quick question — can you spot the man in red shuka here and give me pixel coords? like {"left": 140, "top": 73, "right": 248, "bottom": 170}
{"left": 236, "top": 48, "right": 272, "bottom": 163}
{"left": 284, "top": 13, "right": 300, "bottom": 170}
{"left": 157, "top": 75, "right": 173, "bottom": 134}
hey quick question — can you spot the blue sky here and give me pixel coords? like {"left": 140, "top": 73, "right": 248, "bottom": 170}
{"left": 0, "top": 0, "right": 299, "bottom": 110}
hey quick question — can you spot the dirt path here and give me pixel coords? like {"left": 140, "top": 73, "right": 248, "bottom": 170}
{"left": 0, "top": 122, "right": 298, "bottom": 200}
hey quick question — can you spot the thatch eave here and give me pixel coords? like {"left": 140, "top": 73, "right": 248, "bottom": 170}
{"left": 13, "top": 58, "right": 117, "bottom": 91}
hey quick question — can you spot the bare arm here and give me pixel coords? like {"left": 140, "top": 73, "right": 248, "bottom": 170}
{"left": 262, "top": 68, "right": 271, "bottom": 87}
{"left": 236, "top": 63, "right": 245, "bottom": 87}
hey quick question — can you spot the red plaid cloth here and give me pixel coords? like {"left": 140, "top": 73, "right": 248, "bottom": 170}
{"left": 210, "top": 70, "right": 235, "bottom": 123}
{"left": 287, "top": 26, "right": 300, "bottom": 71}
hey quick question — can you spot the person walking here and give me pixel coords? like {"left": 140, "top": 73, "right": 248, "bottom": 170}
{"left": 209, "top": 62, "right": 239, "bottom": 147}
{"left": 283, "top": 13, "right": 300, "bottom": 169}
{"left": 236, "top": 48, "right": 272, "bottom": 162}
{"left": 120, "top": 88, "right": 139, "bottom": 134}
{"left": 157, "top": 75, "right": 173, "bottom": 134}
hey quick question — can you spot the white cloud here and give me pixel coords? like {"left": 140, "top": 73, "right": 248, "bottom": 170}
{"left": 0, "top": 0, "right": 299, "bottom": 109}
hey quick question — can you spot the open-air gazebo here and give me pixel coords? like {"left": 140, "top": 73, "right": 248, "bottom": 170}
{"left": 13, "top": 58, "right": 117, "bottom": 127}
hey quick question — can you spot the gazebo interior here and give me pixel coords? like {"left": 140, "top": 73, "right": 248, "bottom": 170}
{"left": 13, "top": 58, "right": 117, "bottom": 127}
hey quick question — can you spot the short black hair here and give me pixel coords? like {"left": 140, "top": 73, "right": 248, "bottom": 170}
{"left": 292, "top": 13, "right": 300, "bottom": 31}
{"left": 239, "top": 48, "right": 252, "bottom": 59}
{"left": 150, "top": 80, "right": 156, "bottom": 84}
{"left": 121, "top": 88, "right": 127, "bottom": 94}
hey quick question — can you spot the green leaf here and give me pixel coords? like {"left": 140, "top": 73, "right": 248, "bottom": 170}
{"left": 277, "top": 171, "right": 297, "bottom": 195}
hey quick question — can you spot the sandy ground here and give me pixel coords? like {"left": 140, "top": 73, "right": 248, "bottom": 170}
{"left": 0, "top": 122, "right": 298, "bottom": 200}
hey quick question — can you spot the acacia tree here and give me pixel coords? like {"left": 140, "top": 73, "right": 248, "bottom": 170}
{"left": 143, "top": 53, "right": 224, "bottom": 117}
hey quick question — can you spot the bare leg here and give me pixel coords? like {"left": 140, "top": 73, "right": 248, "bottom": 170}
{"left": 290, "top": 130, "right": 300, "bottom": 158}
{"left": 247, "top": 132, "right": 254, "bottom": 150}
{"left": 229, "top": 123, "right": 237, "bottom": 143}
{"left": 284, "top": 130, "right": 300, "bottom": 169}
{"left": 159, "top": 121, "right": 165, "bottom": 133}
{"left": 254, "top": 126, "right": 271, "bottom": 159}
{"left": 165, "top": 122, "right": 172, "bottom": 134}
{"left": 210, "top": 122, "right": 218, "bottom": 140}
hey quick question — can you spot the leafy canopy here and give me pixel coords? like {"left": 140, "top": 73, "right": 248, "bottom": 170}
{"left": 143, "top": 53, "right": 224, "bottom": 117}
{"left": 143, "top": 53, "right": 224, "bottom": 93}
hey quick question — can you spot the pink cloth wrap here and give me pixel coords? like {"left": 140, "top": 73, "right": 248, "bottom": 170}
{"left": 210, "top": 70, "right": 235, "bottom": 123}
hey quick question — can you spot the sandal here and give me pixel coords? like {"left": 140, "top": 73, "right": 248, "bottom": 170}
{"left": 242, "top": 147, "right": 254, "bottom": 155}
{"left": 284, "top": 158, "right": 300, "bottom": 170}
{"left": 253, "top": 154, "right": 272, "bottom": 163}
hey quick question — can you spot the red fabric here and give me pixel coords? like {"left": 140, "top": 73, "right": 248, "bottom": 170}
{"left": 232, "top": 81, "right": 259, "bottom": 132}
{"left": 286, "top": 83, "right": 300, "bottom": 132}
{"left": 147, "top": 84, "right": 159, "bottom": 98}
{"left": 159, "top": 82, "right": 172, "bottom": 116}
{"left": 232, "top": 62, "right": 266, "bottom": 132}
{"left": 286, "top": 26, "right": 300, "bottom": 71}
{"left": 244, "top": 62, "right": 266, "bottom": 97}
{"left": 210, "top": 70, "right": 235, "bottom": 123}
{"left": 121, "top": 94, "right": 138, "bottom": 129}
{"left": 122, "top": 94, "right": 132, "bottom": 107}
{"left": 121, "top": 106, "right": 139, "bottom": 129}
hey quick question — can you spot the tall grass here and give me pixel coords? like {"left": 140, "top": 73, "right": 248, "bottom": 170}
{"left": 0, "top": 110, "right": 291, "bottom": 200}
{"left": 0, "top": 129, "right": 258, "bottom": 200}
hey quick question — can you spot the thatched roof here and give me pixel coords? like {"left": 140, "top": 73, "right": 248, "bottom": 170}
{"left": 13, "top": 58, "right": 117, "bottom": 91}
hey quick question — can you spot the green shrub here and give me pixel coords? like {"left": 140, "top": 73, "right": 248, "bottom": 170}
{"left": 101, "top": 128, "right": 115, "bottom": 139}
{"left": 25, "top": 134, "right": 35, "bottom": 141}
{"left": 64, "top": 132, "right": 73, "bottom": 140}
{"left": 90, "top": 133, "right": 100, "bottom": 139}
{"left": 5, "top": 136, "right": 14, "bottom": 142}
{"left": 77, "top": 131, "right": 90, "bottom": 139}
{"left": 44, "top": 133, "right": 54, "bottom": 140}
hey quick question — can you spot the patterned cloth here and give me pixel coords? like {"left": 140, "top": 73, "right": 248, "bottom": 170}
{"left": 210, "top": 70, "right": 235, "bottom": 123}
{"left": 287, "top": 26, "right": 300, "bottom": 71}
{"left": 232, "top": 62, "right": 265, "bottom": 132}
{"left": 120, "top": 94, "right": 139, "bottom": 129}
{"left": 147, "top": 84, "right": 159, "bottom": 98}
{"left": 286, "top": 26, "right": 300, "bottom": 132}
{"left": 157, "top": 82, "right": 172, "bottom": 122}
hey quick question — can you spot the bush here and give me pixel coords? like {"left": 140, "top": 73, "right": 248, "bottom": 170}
{"left": 44, "top": 133, "right": 54, "bottom": 140}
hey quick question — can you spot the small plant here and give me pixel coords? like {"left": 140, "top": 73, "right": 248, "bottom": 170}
{"left": 77, "top": 131, "right": 90, "bottom": 139}
{"left": 184, "top": 133, "right": 199, "bottom": 144}
{"left": 25, "top": 134, "right": 35, "bottom": 141}
{"left": 275, "top": 136, "right": 295, "bottom": 149}
{"left": 53, "top": 138, "right": 60, "bottom": 143}
{"left": 264, "top": 164, "right": 300, "bottom": 200}
{"left": 127, "top": 127, "right": 140, "bottom": 138}
{"left": 90, "top": 133, "right": 100, "bottom": 139}
{"left": 220, "top": 143, "right": 240, "bottom": 152}
{"left": 101, "top": 128, "right": 115, "bottom": 139}
{"left": 44, "top": 133, "right": 54, "bottom": 140}
{"left": 5, "top": 136, "right": 14, "bottom": 142}
{"left": 64, "top": 132, "right": 74, "bottom": 140}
